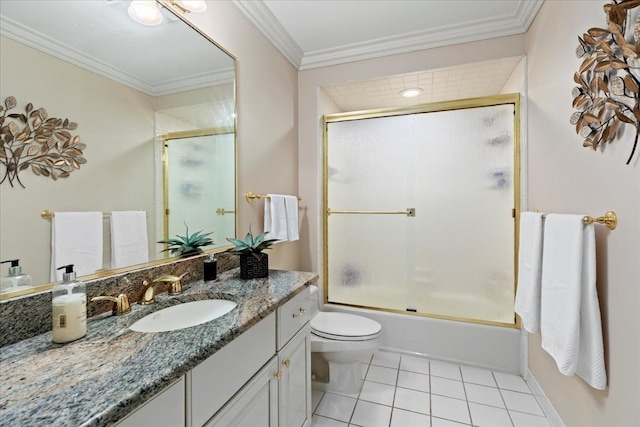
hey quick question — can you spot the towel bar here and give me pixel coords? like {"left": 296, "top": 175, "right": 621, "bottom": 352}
{"left": 245, "top": 192, "right": 302, "bottom": 203}
{"left": 41, "top": 210, "right": 146, "bottom": 220}
{"left": 533, "top": 210, "right": 617, "bottom": 230}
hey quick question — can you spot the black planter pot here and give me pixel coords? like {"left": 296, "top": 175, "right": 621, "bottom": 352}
{"left": 240, "top": 253, "right": 269, "bottom": 279}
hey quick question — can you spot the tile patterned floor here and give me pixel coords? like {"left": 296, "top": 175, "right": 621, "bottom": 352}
{"left": 311, "top": 351, "right": 551, "bottom": 427}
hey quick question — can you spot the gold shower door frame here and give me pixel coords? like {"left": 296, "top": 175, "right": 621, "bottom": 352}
{"left": 322, "top": 94, "right": 521, "bottom": 329}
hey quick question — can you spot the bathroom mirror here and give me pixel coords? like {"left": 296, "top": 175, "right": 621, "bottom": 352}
{"left": 0, "top": 0, "right": 236, "bottom": 297}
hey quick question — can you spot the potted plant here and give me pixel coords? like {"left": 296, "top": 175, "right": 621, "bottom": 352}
{"left": 226, "top": 225, "right": 279, "bottom": 279}
{"left": 157, "top": 222, "right": 214, "bottom": 257}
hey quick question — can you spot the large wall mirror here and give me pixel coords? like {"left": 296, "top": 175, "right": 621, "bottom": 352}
{"left": 0, "top": 0, "right": 236, "bottom": 297}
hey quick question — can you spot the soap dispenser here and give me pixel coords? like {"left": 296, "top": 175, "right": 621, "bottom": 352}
{"left": 0, "top": 259, "right": 32, "bottom": 293}
{"left": 52, "top": 264, "right": 87, "bottom": 343}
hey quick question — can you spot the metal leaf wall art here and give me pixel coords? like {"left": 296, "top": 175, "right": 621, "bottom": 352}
{"left": 572, "top": 0, "right": 640, "bottom": 165}
{"left": 0, "top": 96, "right": 86, "bottom": 188}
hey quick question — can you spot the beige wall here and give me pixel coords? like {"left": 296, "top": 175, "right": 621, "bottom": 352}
{"left": 298, "top": 34, "right": 526, "bottom": 278}
{"left": 0, "top": 36, "right": 156, "bottom": 286}
{"left": 526, "top": 1, "right": 640, "bottom": 426}
{"left": 181, "top": 2, "right": 300, "bottom": 270}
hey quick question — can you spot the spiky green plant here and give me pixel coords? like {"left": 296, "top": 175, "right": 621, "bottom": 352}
{"left": 226, "top": 225, "right": 279, "bottom": 260}
{"left": 158, "top": 222, "right": 214, "bottom": 257}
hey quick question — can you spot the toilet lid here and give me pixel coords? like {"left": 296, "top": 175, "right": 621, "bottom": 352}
{"left": 311, "top": 312, "right": 381, "bottom": 341}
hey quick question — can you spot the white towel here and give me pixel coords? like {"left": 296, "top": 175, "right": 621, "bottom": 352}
{"left": 110, "top": 211, "right": 149, "bottom": 269}
{"left": 514, "top": 211, "right": 545, "bottom": 333}
{"left": 284, "top": 195, "right": 299, "bottom": 242}
{"left": 264, "top": 194, "right": 289, "bottom": 242}
{"left": 50, "top": 212, "right": 103, "bottom": 282}
{"left": 540, "top": 214, "right": 606, "bottom": 389}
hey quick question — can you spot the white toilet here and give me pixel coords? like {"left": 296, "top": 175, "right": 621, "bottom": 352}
{"left": 309, "top": 285, "right": 382, "bottom": 394}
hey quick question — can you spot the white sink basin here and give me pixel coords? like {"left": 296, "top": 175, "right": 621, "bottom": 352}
{"left": 130, "top": 299, "right": 237, "bottom": 333}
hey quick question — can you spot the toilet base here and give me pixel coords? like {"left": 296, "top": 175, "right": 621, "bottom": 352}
{"left": 311, "top": 351, "right": 370, "bottom": 394}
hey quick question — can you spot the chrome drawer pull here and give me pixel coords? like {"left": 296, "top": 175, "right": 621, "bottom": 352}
{"left": 292, "top": 308, "right": 305, "bottom": 318}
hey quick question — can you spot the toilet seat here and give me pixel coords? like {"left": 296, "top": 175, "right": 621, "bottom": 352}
{"left": 311, "top": 312, "right": 381, "bottom": 341}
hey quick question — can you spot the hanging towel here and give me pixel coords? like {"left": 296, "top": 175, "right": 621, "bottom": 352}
{"left": 540, "top": 214, "right": 606, "bottom": 389}
{"left": 264, "top": 194, "right": 289, "bottom": 242}
{"left": 284, "top": 195, "right": 299, "bottom": 242}
{"left": 110, "top": 211, "right": 149, "bottom": 269}
{"left": 514, "top": 211, "right": 545, "bottom": 333}
{"left": 50, "top": 212, "right": 103, "bottom": 282}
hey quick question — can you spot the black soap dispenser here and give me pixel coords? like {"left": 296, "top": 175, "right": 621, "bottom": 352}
{"left": 204, "top": 254, "right": 217, "bottom": 281}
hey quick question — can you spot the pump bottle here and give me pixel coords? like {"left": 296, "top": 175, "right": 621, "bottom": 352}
{"left": 0, "top": 259, "right": 32, "bottom": 293}
{"left": 52, "top": 264, "right": 87, "bottom": 343}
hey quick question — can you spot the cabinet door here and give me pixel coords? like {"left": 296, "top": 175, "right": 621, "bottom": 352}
{"left": 278, "top": 325, "right": 311, "bottom": 427}
{"left": 116, "top": 377, "right": 185, "bottom": 427}
{"left": 205, "top": 357, "right": 278, "bottom": 427}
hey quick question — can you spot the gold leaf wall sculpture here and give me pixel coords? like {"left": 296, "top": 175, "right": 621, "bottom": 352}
{"left": 0, "top": 96, "right": 85, "bottom": 188}
{"left": 572, "top": 0, "right": 640, "bottom": 165}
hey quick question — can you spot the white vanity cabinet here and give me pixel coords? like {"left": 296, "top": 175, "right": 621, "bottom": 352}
{"left": 117, "top": 287, "right": 312, "bottom": 427}
{"left": 115, "top": 377, "right": 186, "bottom": 427}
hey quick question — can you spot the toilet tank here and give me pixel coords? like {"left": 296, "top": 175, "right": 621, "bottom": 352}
{"left": 309, "top": 285, "right": 320, "bottom": 317}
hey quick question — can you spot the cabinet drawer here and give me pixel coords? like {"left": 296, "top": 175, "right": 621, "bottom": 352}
{"left": 191, "top": 312, "right": 276, "bottom": 427}
{"left": 277, "top": 287, "right": 310, "bottom": 351}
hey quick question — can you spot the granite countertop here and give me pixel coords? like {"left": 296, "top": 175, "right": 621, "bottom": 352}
{"left": 0, "top": 269, "right": 318, "bottom": 427}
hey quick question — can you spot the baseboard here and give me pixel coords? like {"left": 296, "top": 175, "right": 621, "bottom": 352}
{"left": 525, "top": 369, "right": 565, "bottom": 427}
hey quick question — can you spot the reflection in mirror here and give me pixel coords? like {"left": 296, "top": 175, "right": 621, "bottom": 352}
{"left": 0, "top": 0, "right": 236, "bottom": 297}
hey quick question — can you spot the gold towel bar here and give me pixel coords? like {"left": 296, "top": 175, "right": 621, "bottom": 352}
{"left": 245, "top": 192, "right": 302, "bottom": 203}
{"left": 533, "top": 210, "right": 617, "bottom": 230}
{"left": 41, "top": 210, "right": 146, "bottom": 220}
{"left": 327, "top": 208, "right": 416, "bottom": 217}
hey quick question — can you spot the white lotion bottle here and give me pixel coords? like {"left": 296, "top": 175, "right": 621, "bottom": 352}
{"left": 0, "top": 259, "right": 32, "bottom": 293}
{"left": 52, "top": 264, "right": 87, "bottom": 343}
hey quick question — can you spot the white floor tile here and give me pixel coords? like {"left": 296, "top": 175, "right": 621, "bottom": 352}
{"left": 359, "top": 381, "right": 396, "bottom": 406}
{"left": 432, "top": 416, "right": 471, "bottom": 427}
{"left": 390, "top": 408, "right": 430, "bottom": 426}
{"left": 468, "top": 402, "right": 513, "bottom": 427}
{"left": 366, "top": 365, "right": 398, "bottom": 386}
{"left": 431, "top": 394, "right": 471, "bottom": 424}
{"left": 372, "top": 351, "right": 401, "bottom": 369}
{"left": 311, "top": 415, "right": 349, "bottom": 427}
{"left": 400, "top": 355, "right": 430, "bottom": 374}
{"left": 461, "top": 366, "right": 497, "bottom": 387}
{"left": 501, "top": 390, "right": 544, "bottom": 416}
{"left": 510, "top": 411, "right": 552, "bottom": 427}
{"left": 397, "top": 370, "right": 430, "bottom": 393}
{"left": 493, "top": 372, "right": 531, "bottom": 393}
{"left": 393, "top": 387, "right": 430, "bottom": 415}
{"left": 431, "top": 361, "right": 462, "bottom": 381}
{"left": 315, "top": 393, "right": 357, "bottom": 422}
{"left": 464, "top": 383, "right": 505, "bottom": 408}
{"left": 431, "top": 376, "right": 466, "bottom": 400}
{"left": 312, "top": 389, "right": 325, "bottom": 412}
{"left": 351, "top": 400, "right": 392, "bottom": 427}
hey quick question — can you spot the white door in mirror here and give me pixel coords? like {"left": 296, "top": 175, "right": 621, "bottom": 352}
{"left": 129, "top": 300, "right": 237, "bottom": 333}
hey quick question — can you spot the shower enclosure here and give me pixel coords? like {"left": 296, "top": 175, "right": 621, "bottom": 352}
{"left": 163, "top": 129, "right": 235, "bottom": 250}
{"left": 323, "top": 94, "right": 520, "bottom": 326}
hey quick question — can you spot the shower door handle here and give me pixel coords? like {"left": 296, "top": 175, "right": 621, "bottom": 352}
{"left": 327, "top": 208, "right": 415, "bottom": 217}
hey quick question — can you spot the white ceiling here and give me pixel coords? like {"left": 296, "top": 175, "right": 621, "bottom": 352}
{"left": 233, "top": 0, "right": 543, "bottom": 70}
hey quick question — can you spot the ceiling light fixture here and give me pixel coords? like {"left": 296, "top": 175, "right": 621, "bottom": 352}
{"left": 128, "top": 0, "right": 163, "bottom": 26}
{"left": 170, "top": 0, "right": 207, "bottom": 14}
{"left": 400, "top": 88, "right": 423, "bottom": 98}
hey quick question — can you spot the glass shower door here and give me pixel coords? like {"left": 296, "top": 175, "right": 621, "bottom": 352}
{"left": 325, "top": 98, "right": 518, "bottom": 325}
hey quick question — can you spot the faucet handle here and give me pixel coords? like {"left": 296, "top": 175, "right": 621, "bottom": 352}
{"left": 152, "top": 272, "right": 188, "bottom": 296}
{"left": 91, "top": 294, "right": 131, "bottom": 316}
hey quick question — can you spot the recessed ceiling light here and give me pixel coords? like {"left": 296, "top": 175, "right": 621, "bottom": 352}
{"left": 128, "top": 0, "right": 163, "bottom": 26}
{"left": 400, "top": 88, "right": 423, "bottom": 98}
{"left": 173, "top": 0, "right": 207, "bottom": 13}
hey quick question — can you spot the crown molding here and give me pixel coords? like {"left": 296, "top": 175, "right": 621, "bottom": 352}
{"left": 0, "top": 16, "right": 229, "bottom": 96}
{"left": 233, "top": 0, "right": 543, "bottom": 71}
{"left": 232, "top": 0, "right": 304, "bottom": 68}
